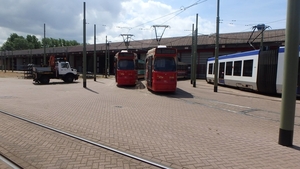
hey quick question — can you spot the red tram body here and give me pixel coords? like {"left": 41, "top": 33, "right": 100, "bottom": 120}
{"left": 145, "top": 46, "right": 177, "bottom": 92}
{"left": 114, "top": 50, "right": 137, "bottom": 86}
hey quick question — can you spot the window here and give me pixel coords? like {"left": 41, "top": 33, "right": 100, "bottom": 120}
{"left": 61, "top": 62, "right": 69, "bottom": 68}
{"left": 154, "top": 57, "right": 176, "bottom": 71}
{"left": 118, "top": 60, "right": 134, "bottom": 70}
{"left": 208, "top": 63, "right": 213, "bottom": 74}
{"left": 225, "top": 62, "right": 232, "bottom": 75}
{"left": 243, "top": 60, "right": 253, "bottom": 77}
{"left": 233, "top": 61, "right": 242, "bottom": 76}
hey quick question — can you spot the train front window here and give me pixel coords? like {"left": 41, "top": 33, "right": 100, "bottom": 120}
{"left": 118, "top": 60, "right": 134, "bottom": 70}
{"left": 154, "top": 57, "right": 176, "bottom": 71}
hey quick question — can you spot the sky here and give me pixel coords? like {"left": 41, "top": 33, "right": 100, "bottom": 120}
{"left": 0, "top": 0, "right": 287, "bottom": 47}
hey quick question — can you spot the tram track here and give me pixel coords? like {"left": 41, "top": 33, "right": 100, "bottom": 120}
{"left": 0, "top": 154, "right": 22, "bottom": 169}
{"left": 169, "top": 93, "right": 300, "bottom": 126}
{"left": 0, "top": 110, "right": 171, "bottom": 169}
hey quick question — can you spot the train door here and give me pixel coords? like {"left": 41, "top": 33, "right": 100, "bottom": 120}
{"left": 219, "top": 62, "right": 225, "bottom": 84}
{"left": 146, "top": 56, "right": 153, "bottom": 88}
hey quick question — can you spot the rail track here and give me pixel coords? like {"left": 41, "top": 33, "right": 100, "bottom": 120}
{"left": 0, "top": 110, "right": 171, "bottom": 169}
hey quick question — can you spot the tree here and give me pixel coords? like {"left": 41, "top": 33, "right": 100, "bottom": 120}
{"left": 13, "top": 37, "right": 29, "bottom": 50}
{"left": 41, "top": 37, "right": 79, "bottom": 47}
{"left": 26, "top": 35, "right": 41, "bottom": 49}
{"left": 0, "top": 33, "right": 80, "bottom": 51}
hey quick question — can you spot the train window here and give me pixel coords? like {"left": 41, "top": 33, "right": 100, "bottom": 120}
{"left": 118, "top": 60, "right": 135, "bottom": 70}
{"left": 233, "top": 61, "right": 242, "bottom": 76}
{"left": 225, "top": 61, "right": 232, "bottom": 75}
{"left": 243, "top": 59, "right": 253, "bottom": 77}
{"left": 154, "top": 57, "right": 176, "bottom": 71}
{"left": 208, "top": 63, "right": 213, "bottom": 74}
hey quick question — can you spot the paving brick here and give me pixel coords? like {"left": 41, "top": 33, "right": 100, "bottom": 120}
{"left": 0, "top": 77, "right": 300, "bottom": 168}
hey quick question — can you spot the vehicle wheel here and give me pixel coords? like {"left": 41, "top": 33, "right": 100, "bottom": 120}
{"left": 40, "top": 76, "right": 50, "bottom": 84}
{"left": 64, "top": 74, "right": 74, "bottom": 83}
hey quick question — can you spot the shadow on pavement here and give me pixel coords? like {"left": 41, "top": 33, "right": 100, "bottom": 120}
{"left": 151, "top": 87, "right": 193, "bottom": 99}
{"left": 291, "top": 145, "right": 300, "bottom": 151}
{"left": 85, "top": 87, "right": 99, "bottom": 94}
{"left": 33, "top": 81, "right": 80, "bottom": 85}
{"left": 116, "top": 81, "right": 146, "bottom": 90}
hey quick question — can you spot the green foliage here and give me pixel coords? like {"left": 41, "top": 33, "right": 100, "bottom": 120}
{"left": 41, "top": 37, "right": 79, "bottom": 48}
{"left": 0, "top": 33, "right": 79, "bottom": 51}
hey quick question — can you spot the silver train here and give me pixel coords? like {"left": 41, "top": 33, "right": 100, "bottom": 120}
{"left": 206, "top": 46, "right": 300, "bottom": 95}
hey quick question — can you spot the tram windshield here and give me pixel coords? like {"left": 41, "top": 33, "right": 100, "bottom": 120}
{"left": 154, "top": 57, "right": 176, "bottom": 71}
{"left": 118, "top": 60, "right": 135, "bottom": 70}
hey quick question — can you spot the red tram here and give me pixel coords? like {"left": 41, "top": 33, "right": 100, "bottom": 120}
{"left": 114, "top": 50, "right": 137, "bottom": 86}
{"left": 145, "top": 46, "right": 177, "bottom": 92}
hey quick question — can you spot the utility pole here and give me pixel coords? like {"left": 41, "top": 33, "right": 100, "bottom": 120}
{"left": 82, "top": 2, "right": 87, "bottom": 88}
{"left": 105, "top": 36, "right": 108, "bottom": 78}
{"left": 120, "top": 34, "right": 134, "bottom": 49}
{"left": 192, "top": 14, "right": 198, "bottom": 87}
{"left": 30, "top": 49, "right": 32, "bottom": 64}
{"left": 191, "top": 24, "right": 194, "bottom": 85}
{"left": 94, "top": 24, "right": 97, "bottom": 81}
{"left": 12, "top": 51, "right": 14, "bottom": 72}
{"left": 152, "top": 25, "right": 169, "bottom": 45}
{"left": 4, "top": 51, "right": 6, "bottom": 73}
{"left": 43, "top": 23, "right": 46, "bottom": 66}
{"left": 108, "top": 43, "right": 110, "bottom": 76}
{"left": 213, "top": 0, "right": 220, "bottom": 92}
{"left": 278, "top": 0, "right": 300, "bottom": 147}
{"left": 0, "top": 51, "right": 2, "bottom": 72}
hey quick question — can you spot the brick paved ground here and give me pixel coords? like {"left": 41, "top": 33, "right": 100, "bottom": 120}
{"left": 0, "top": 76, "right": 300, "bottom": 168}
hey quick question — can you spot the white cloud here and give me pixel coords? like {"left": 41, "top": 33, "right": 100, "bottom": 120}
{"left": 0, "top": 0, "right": 287, "bottom": 47}
{"left": 90, "top": 0, "right": 215, "bottom": 45}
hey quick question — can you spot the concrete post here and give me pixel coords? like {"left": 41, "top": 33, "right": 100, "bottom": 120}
{"left": 278, "top": 0, "right": 300, "bottom": 146}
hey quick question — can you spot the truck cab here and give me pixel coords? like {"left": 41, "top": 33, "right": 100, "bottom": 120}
{"left": 56, "top": 61, "right": 77, "bottom": 76}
